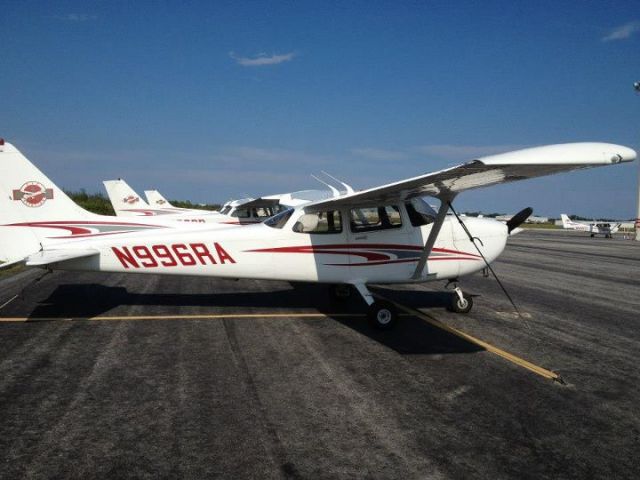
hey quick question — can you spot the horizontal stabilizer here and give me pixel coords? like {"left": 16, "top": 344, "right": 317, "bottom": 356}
{"left": 25, "top": 249, "right": 99, "bottom": 267}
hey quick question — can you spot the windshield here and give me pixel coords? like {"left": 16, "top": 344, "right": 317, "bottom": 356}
{"left": 405, "top": 198, "right": 437, "bottom": 226}
{"left": 264, "top": 208, "right": 294, "bottom": 229}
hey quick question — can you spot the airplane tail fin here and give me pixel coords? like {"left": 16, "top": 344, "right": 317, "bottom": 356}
{"left": 144, "top": 189, "right": 174, "bottom": 208}
{"left": 560, "top": 214, "right": 571, "bottom": 228}
{"left": 0, "top": 141, "right": 100, "bottom": 264}
{"left": 103, "top": 179, "right": 151, "bottom": 217}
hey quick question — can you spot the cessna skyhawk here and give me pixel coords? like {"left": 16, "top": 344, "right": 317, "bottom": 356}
{"left": 560, "top": 214, "right": 621, "bottom": 238}
{"left": 0, "top": 140, "right": 635, "bottom": 328}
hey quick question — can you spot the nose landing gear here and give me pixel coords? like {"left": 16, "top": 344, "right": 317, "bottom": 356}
{"left": 445, "top": 281, "right": 473, "bottom": 314}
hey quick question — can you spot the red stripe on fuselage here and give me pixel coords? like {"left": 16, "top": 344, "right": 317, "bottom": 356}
{"left": 246, "top": 244, "right": 481, "bottom": 258}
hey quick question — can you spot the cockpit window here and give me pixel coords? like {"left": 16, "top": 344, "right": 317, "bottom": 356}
{"left": 293, "top": 210, "right": 342, "bottom": 234}
{"left": 220, "top": 206, "right": 231, "bottom": 215}
{"left": 350, "top": 205, "right": 402, "bottom": 232}
{"left": 231, "top": 208, "right": 250, "bottom": 218}
{"left": 264, "top": 208, "right": 294, "bottom": 229}
{"left": 253, "top": 207, "right": 276, "bottom": 218}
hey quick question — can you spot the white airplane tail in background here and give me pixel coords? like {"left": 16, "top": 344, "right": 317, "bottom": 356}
{"left": 0, "top": 141, "right": 100, "bottom": 264}
{"left": 145, "top": 190, "right": 174, "bottom": 208}
{"left": 103, "top": 179, "right": 151, "bottom": 217}
{"left": 560, "top": 214, "right": 573, "bottom": 228}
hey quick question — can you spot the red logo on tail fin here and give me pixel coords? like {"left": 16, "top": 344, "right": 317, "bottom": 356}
{"left": 12, "top": 182, "right": 54, "bottom": 207}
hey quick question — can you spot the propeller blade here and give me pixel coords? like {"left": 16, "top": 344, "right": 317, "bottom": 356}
{"left": 506, "top": 207, "right": 533, "bottom": 233}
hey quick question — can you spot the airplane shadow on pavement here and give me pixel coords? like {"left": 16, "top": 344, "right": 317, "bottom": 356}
{"left": 21, "top": 281, "right": 482, "bottom": 356}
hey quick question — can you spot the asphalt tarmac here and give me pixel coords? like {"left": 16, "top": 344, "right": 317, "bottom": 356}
{"left": 0, "top": 229, "right": 638, "bottom": 479}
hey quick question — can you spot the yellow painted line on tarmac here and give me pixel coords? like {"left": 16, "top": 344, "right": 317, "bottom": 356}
{"left": 377, "top": 296, "right": 564, "bottom": 384}
{"left": 0, "top": 303, "right": 562, "bottom": 382}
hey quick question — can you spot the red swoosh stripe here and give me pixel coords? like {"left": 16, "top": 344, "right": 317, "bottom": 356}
{"left": 245, "top": 243, "right": 482, "bottom": 266}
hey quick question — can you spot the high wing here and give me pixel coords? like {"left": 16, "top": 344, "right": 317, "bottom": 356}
{"left": 25, "top": 249, "right": 100, "bottom": 267}
{"left": 304, "top": 143, "right": 636, "bottom": 210}
{"left": 235, "top": 198, "right": 281, "bottom": 209}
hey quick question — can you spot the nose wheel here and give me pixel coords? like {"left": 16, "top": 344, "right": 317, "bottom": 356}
{"left": 446, "top": 284, "right": 473, "bottom": 313}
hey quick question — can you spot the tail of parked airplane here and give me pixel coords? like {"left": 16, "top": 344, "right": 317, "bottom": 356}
{"left": 103, "top": 179, "right": 152, "bottom": 217}
{"left": 0, "top": 140, "right": 103, "bottom": 265}
{"left": 144, "top": 190, "right": 174, "bottom": 208}
{"left": 560, "top": 214, "right": 572, "bottom": 228}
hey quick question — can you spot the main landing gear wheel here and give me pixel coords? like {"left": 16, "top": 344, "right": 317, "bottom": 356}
{"left": 367, "top": 300, "right": 398, "bottom": 330}
{"left": 447, "top": 292, "right": 473, "bottom": 313}
{"left": 330, "top": 284, "right": 352, "bottom": 301}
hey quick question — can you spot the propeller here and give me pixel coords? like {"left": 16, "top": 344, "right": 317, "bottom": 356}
{"left": 506, "top": 207, "right": 533, "bottom": 234}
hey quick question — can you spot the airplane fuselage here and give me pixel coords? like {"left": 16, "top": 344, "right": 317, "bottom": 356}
{"left": 36, "top": 208, "right": 507, "bottom": 286}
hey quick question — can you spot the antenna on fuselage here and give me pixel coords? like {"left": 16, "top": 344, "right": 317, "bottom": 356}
{"left": 320, "top": 171, "right": 355, "bottom": 195}
{"left": 311, "top": 174, "right": 340, "bottom": 197}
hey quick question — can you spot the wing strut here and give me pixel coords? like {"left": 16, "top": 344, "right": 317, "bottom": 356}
{"left": 411, "top": 194, "right": 455, "bottom": 280}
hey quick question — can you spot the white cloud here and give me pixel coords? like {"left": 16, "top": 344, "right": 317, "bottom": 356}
{"left": 229, "top": 51, "right": 296, "bottom": 67}
{"left": 350, "top": 148, "right": 410, "bottom": 161}
{"left": 602, "top": 21, "right": 640, "bottom": 42}
{"left": 414, "top": 144, "right": 525, "bottom": 160}
{"left": 55, "top": 13, "right": 97, "bottom": 22}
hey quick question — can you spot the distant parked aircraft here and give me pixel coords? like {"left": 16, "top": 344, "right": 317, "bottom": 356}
{"left": 560, "top": 214, "right": 620, "bottom": 238}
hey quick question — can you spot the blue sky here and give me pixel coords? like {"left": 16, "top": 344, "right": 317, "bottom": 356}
{"left": 1, "top": 1, "right": 639, "bottom": 218}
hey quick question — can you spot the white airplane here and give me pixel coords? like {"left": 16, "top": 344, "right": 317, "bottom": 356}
{"left": 105, "top": 179, "right": 284, "bottom": 225}
{"left": 104, "top": 179, "right": 223, "bottom": 222}
{"left": 0, "top": 140, "right": 635, "bottom": 328}
{"left": 560, "top": 214, "right": 621, "bottom": 238}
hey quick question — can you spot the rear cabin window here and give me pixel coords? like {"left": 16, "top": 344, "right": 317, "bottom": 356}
{"left": 293, "top": 210, "right": 343, "bottom": 234}
{"left": 350, "top": 206, "right": 402, "bottom": 232}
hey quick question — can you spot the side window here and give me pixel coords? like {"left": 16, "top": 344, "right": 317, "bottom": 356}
{"left": 350, "top": 206, "right": 402, "bottom": 232}
{"left": 232, "top": 208, "right": 249, "bottom": 218}
{"left": 293, "top": 210, "right": 343, "bottom": 234}
{"left": 254, "top": 207, "right": 273, "bottom": 218}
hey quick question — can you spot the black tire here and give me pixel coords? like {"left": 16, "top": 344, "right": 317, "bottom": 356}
{"left": 367, "top": 301, "right": 398, "bottom": 330}
{"left": 590, "top": 233, "right": 595, "bottom": 237}
{"left": 329, "top": 284, "right": 352, "bottom": 301}
{"left": 447, "top": 293, "right": 473, "bottom": 313}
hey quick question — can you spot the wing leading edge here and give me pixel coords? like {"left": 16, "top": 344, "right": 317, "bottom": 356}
{"left": 304, "top": 143, "right": 636, "bottom": 211}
